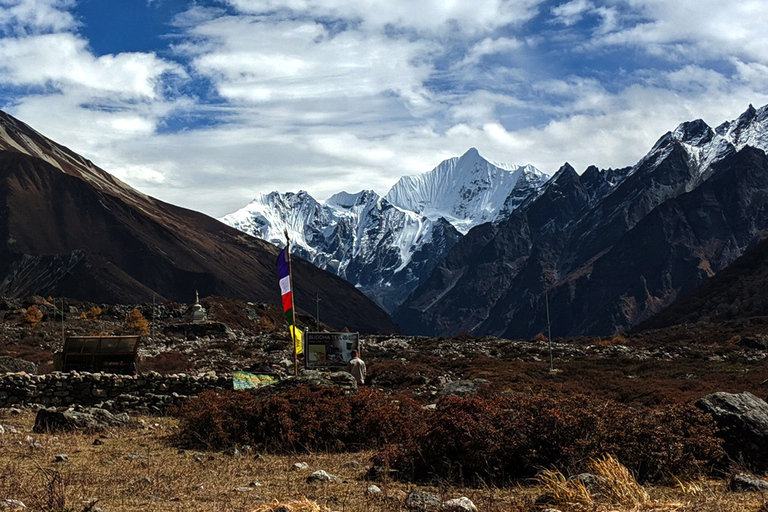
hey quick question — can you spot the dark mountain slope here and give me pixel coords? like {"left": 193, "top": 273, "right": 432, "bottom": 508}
{"left": 395, "top": 104, "right": 768, "bottom": 338}
{"left": 0, "top": 113, "right": 396, "bottom": 334}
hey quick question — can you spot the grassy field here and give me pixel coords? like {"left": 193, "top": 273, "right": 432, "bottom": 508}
{"left": 0, "top": 410, "right": 766, "bottom": 512}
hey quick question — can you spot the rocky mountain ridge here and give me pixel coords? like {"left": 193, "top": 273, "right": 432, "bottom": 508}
{"left": 221, "top": 148, "right": 547, "bottom": 311}
{"left": 395, "top": 104, "right": 768, "bottom": 337}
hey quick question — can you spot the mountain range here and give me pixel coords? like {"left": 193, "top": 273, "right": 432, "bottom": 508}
{"left": 396, "top": 104, "right": 768, "bottom": 337}
{"left": 0, "top": 111, "right": 397, "bottom": 334}
{"left": 221, "top": 148, "right": 548, "bottom": 311}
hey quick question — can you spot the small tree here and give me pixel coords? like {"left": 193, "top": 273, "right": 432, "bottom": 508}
{"left": 124, "top": 309, "right": 149, "bottom": 335}
{"left": 23, "top": 305, "right": 43, "bottom": 325}
{"left": 80, "top": 305, "right": 102, "bottom": 320}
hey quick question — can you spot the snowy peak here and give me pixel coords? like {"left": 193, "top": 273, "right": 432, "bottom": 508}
{"left": 385, "top": 147, "right": 547, "bottom": 233}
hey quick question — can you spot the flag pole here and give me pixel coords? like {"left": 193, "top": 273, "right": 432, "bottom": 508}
{"left": 285, "top": 229, "right": 298, "bottom": 377}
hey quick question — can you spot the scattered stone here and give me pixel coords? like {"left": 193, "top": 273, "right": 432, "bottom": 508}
{"left": 423, "top": 404, "right": 437, "bottom": 410}
{"left": 541, "top": 509, "right": 563, "bottom": 512}
{"left": 248, "top": 482, "right": 263, "bottom": 487}
{"left": 292, "top": 462, "right": 309, "bottom": 471}
{"left": 0, "top": 425, "right": 4, "bottom": 435}
{"left": 124, "top": 455, "right": 148, "bottom": 461}
{"left": 365, "top": 485, "right": 382, "bottom": 496}
{"left": 54, "top": 454, "right": 69, "bottom": 463}
{"left": 569, "top": 472, "right": 605, "bottom": 493}
{"left": 0, "top": 356, "right": 36, "bottom": 373}
{"left": 234, "top": 486, "right": 253, "bottom": 493}
{"left": 192, "top": 452, "right": 206, "bottom": 462}
{"left": 306, "top": 470, "right": 341, "bottom": 484}
{"left": 442, "top": 497, "right": 477, "bottom": 512}
{"left": 93, "top": 439, "right": 104, "bottom": 446}
{"left": 438, "top": 379, "right": 490, "bottom": 397}
{"left": 729, "top": 473, "right": 768, "bottom": 492}
{"left": 147, "top": 495, "right": 162, "bottom": 502}
{"left": 405, "top": 491, "right": 442, "bottom": 511}
{"left": 343, "top": 460, "right": 360, "bottom": 468}
{"left": 9, "top": 409, "right": 21, "bottom": 415}
{"left": 136, "top": 477, "right": 153, "bottom": 486}
{"left": 0, "top": 499, "right": 26, "bottom": 509}
{"left": 224, "top": 446, "right": 240, "bottom": 457}
{"left": 33, "top": 407, "right": 132, "bottom": 433}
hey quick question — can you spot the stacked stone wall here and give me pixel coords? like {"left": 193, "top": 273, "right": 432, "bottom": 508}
{"left": 0, "top": 371, "right": 232, "bottom": 412}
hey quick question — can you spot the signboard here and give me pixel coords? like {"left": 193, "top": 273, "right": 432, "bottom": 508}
{"left": 304, "top": 331, "right": 359, "bottom": 369}
{"left": 56, "top": 336, "right": 141, "bottom": 374}
{"left": 232, "top": 371, "right": 279, "bottom": 390}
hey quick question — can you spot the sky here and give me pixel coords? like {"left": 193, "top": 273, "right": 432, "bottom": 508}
{"left": 1, "top": 0, "right": 767, "bottom": 217}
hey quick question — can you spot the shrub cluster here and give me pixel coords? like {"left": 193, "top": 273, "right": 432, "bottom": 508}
{"left": 176, "top": 387, "right": 723, "bottom": 485}
{"left": 175, "top": 387, "right": 423, "bottom": 453}
{"left": 373, "top": 394, "right": 724, "bottom": 485}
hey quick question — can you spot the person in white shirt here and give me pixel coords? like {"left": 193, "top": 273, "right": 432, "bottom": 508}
{"left": 347, "top": 349, "right": 366, "bottom": 385}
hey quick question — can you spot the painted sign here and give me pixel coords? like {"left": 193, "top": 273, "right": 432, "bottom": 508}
{"left": 304, "top": 331, "right": 359, "bottom": 369}
{"left": 232, "top": 371, "right": 279, "bottom": 390}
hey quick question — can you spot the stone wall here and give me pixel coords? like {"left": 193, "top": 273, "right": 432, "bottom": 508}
{"left": 0, "top": 371, "right": 232, "bottom": 413}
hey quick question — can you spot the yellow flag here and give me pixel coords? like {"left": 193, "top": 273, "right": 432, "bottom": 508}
{"left": 290, "top": 325, "right": 303, "bottom": 355}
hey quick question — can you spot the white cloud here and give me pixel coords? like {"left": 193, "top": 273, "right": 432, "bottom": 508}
{"left": 596, "top": 0, "right": 768, "bottom": 64}
{"left": 551, "top": 0, "right": 594, "bottom": 26}
{"left": 0, "top": 0, "right": 77, "bottom": 34}
{"left": 225, "top": 0, "right": 545, "bottom": 35}
{"left": 0, "top": 32, "right": 182, "bottom": 98}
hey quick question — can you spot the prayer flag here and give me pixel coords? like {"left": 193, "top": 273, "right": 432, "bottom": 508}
{"left": 277, "top": 246, "right": 303, "bottom": 355}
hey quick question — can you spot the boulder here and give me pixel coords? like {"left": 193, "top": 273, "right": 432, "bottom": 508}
{"left": 0, "top": 356, "right": 36, "bottom": 374}
{"left": 306, "top": 470, "right": 341, "bottom": 484}
{"left": 438, "top": 379, "right": 489, "bottom": 397}
{"left": 696, "top": 392, "right": 768, "bottom": 471}
{"left": 405, "top": 491, "right": 441, "bottom": 511}
{"left": 33, "top": 407, "right": 132, "bottom": 433}
{"left": 729, "top": 473, "right": 768, "bottom": 492}
{"left": 442, "top": 497, "right": 477, "bottom": 512}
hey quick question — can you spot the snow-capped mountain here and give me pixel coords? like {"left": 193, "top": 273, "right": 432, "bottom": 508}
{"left": 385, "top": 147, "right": 548, "bottom": 234}
{"left": 220, "top": 148, "right": 546, "bottom": 311}
{"left": 396, "top": 103, "right": 768, "bottom": 338}
{"left": 221, "top": 189, "right": 462, "bottom": 312}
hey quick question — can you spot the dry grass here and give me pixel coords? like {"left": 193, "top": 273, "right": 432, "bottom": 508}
{"left": 0, "top": 410, "right": 765, "bottom": 512}
{"left": 588, "top": 454, "right": 649, "bottom": 506}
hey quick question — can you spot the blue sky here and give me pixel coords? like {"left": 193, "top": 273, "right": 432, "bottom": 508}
{"left": 1, "top": 0, "right": 767, "bottom": 217}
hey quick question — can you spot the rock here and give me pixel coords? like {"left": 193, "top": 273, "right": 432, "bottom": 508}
{"left": 0, "top": 356, "right": 36, "bottom": 373}
{"left": 366, "top": 485, "right": 382, "bottom": 496}
{"left": 442, "top": 497, "right": 477, "bottom": 512}
{"left": 343, "top": 460, "right": 360, "bottom": 468}
{"left": 569, "top": 472, "right": 605, "bottom": 493}
{"left": 0, "top": 425, "right": 4, "bottom": 435}
{"left": 33, "top": 407, "right": 132, "bottom": 433}
{"left": 234, "top": 486, "right": 253, "bottom": 492}
{"left": 729, "top": 473, "right": 768, "bottom": 492}
{"left": 292, "top": 462, "right": 309, "bottom": 471}
{"left": 93, "top": 439, "right": 104, "bottom": 446}
{"left": 54, "top": 454, "right": 69, "bottom": 463}
{"left": 306, "top": 470, "right": 341, "bottom": 484}
{"left": 438, "top": 379, "right": 489, "bottom": 397}
{"left": 192, "top": 452, "right": 206, "bottom": 462}
{"left": 0, "top": 499, "right": 26, "bottom": 509}
{"left": 697, "top": 392, "right": 768, "bottom": 471}
{"left": 405, "top": 491, "right": 442, "bottom": 511}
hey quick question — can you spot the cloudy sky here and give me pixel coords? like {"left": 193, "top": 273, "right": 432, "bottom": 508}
{"left": 1, "top": 0, "right": 767, "bottom": 217}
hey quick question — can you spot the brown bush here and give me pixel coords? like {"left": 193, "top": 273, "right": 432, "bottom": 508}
{"left": 23, "top": 305, "right": 43, "bottom": 325}
{"left": 80, "top": 306, "right": 102, "bottom": 320}
{"left": 175, "top": 386, "right": 423, "bottom": 453}
{"left": 372, "top": 394, "right": 724, "bottom": 485}
{"left": 124, "top": 309, "right": 149, "bottom": 335}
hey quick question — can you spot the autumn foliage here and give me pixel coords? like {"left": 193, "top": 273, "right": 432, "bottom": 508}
{"left": 177, "top": 387, "right": 723, "bottom": 485}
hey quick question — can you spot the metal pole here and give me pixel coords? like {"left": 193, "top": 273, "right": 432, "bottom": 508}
{"left": 285, "top": 230, "right": 298, "bottom": 377}
{"left": 151, "top": 293, "right": 156, "bottom": 346}
{"left": 545, "top": 288, "right": 553, "bottom": 371}
{"left": 316, "top": 293, "right": 320, "bottom": 331}
{"left": 61, "top": 297, "right": 65, "bottom": 344}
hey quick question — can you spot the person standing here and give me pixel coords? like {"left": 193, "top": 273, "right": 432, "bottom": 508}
{"left": 347, "top": 349, "right": 366, "bottom": 386}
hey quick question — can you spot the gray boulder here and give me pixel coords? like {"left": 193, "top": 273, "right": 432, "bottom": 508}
{"left": 696, "top": 392, "right": 768, "bottom": 471}
{"left": 33, "top": 407, "right": 132, "bottom": 433}
{"left": 729, "top": 473, "right": 768, "bottom": 492}
{"left": 406, "top": 491, "right": 441, "bottom": 511}
{"left": 0, "top": 356, "right": 36, "bottom": 374}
